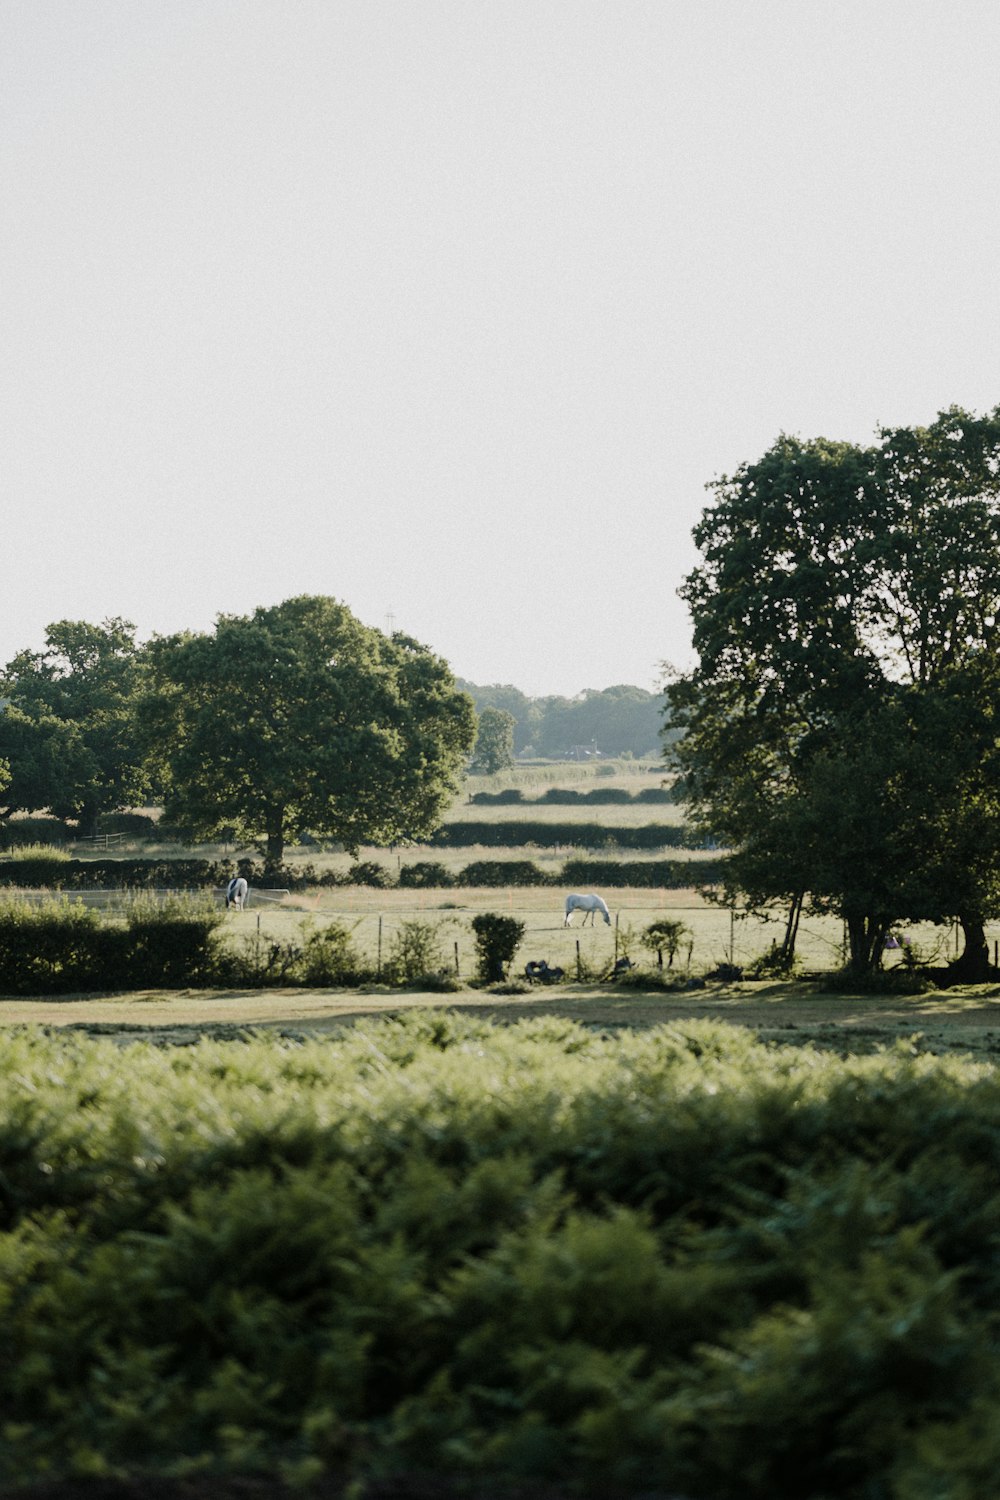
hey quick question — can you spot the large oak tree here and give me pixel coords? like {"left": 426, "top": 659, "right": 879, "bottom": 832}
{"left": 669, "top": 407, "right": 1000, "bottom": 976}
{"left": 142, "top": 596, "right": 476, "bottom": 865}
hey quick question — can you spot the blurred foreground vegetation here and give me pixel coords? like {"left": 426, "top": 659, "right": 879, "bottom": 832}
{"left": 3, "top": 1014, "right": 1000, "bottom": 1497}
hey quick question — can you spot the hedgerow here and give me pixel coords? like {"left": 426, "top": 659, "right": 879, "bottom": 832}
{"left": 1, "top": 1018, "right": 1000, "bottom": 1496}
{"left": 431, "top": 820, "right": 692, "bottom": 849}
{"left": 0, "top": 853, "right": 725, "bottom": 891}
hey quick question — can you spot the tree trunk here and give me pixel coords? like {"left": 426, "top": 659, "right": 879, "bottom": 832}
{"left": 844, "top": 913, "right": 890, "bottom": 973}
{"left": 264, "top": 806, "right": 285, "bottom": 868}
{"left": 951, "top": 913, "right": 992, "bottom": 984}
{"left": 782, "top": 892, "right": 804, "bottom": 962}
{"left": 80, "top": 799, "right": 101, "bottom": 840}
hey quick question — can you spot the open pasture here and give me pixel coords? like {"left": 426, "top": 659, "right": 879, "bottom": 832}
{"left": 8, "top": 880, "right": 975, "bottom": 981}
{"left": 218, "top": 882, "right": 976, "bottom": 977}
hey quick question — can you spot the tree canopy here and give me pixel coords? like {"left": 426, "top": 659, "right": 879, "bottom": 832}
{"left": 142, "top": 596, "right": 476, "bottom": 864}
{"left": 0, "top": 618, "right": 149, "bottom": 834}
{"left": 669, "top": 406, "right": 1000, "bottom": 975}
{"left": 469, "top": 707, "right": 516, "bottom": 775}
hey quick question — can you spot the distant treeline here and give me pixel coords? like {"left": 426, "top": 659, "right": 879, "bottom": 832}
{"left": 457, "top": 680, "right": 671, "bottom": 758}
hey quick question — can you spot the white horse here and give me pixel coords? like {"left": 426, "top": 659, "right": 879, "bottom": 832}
{"left": 564, "top": 893, "right": 611, "bottom": 927}
{"left": 225, "top": 876, "right": 249, "bottom": 910}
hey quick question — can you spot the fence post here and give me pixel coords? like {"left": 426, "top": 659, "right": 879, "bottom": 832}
{"left": 454, "top": 940, "right": 460, "bottom": 977}
{"left": 576, "top": 939, "right": 581, "bottom": 981}
{"left": 377, "top": 915, "right": 382, "bottom": 978}
{"left": 614, "top": 911, "right": 619, "bottom": 963}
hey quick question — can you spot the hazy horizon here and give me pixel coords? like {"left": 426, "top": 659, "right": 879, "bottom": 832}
{"left": 4, "top": 2, "right": 999, "bottom": 697}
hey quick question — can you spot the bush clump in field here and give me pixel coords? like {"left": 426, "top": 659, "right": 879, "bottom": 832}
{"left": 398, "top": 860, "right": 454, "bottom": 888}
{"left": 471, "top": 911, "right": 525, "bottom": 982}
{"left": 383, "top": 918, "right": 449, "bottom": 986}
{"left": 640, "top": 917, "right": 692, "bottom": 969}
{"left": 348, "top": 860, "right": 394, "bottom": 889}
{"left": 297, "top": 919, "right": 366, "bottom": 986}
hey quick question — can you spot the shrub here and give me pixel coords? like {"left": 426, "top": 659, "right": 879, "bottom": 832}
{"left": 459, "top": 860, "right": 551, "bottom": 887}
{"left": 471, "top": 912, "right": 525, "bottom": 983}
{"left": 347, "top": 861, "right": 394, "bottom": 889}
{"left": 297, "top": 920, "right": 365, "bottom": 986}
{"left": 123, "top": 894, "right": 222, "bottom": 987}
{"left": 745, "top": 943, "right": 802, "bottom": 978}
{"left": 0, "top": 894, "right": 224, "bottom": 993}
{"left": 0, "top": 817, "right": 72, "bottom": 850}
{"left": 384, "top": 920, "right": 448, "bottom": 985}
{"left": 0, "top": 844, "right": 71, "bottom": 885}
{"left": 640, "top": 918, "right": 692, "bottom": 968}
{"left": 398, "top": 861, "right": 454, "bottom": 888}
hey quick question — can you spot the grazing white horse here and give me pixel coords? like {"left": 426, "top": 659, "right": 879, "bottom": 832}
{"left": 225, "top": 876, "right": 248, "bottom": 910}
{"left": 564, "top": 893, "right": 611, "bottom": 927}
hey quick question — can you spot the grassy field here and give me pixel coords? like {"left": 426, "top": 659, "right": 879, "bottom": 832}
{"left": 6, "top": 976, "right": 1000, "bottom": 1060}
{"left": 4, "top": 757, "right": 992, "bottom": 989}
{"left": 184, "top": 882, "right": 973, "bottom": 981}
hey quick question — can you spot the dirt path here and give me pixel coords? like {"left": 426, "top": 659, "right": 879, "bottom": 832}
{"left": 4, "top": 980, "right": 1000, "bottom": 1054}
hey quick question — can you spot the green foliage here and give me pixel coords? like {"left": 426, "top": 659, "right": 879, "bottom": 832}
{"left": 0, "top": 816, "right": 73, "bottom": 850}
{"left": 398, "top": 861, "right": 454, "bottom": 888}
{"left": 433, "top": 820, "right": 690, "bottom": 849}
{"left": 639, "top": 918, "right": 692, "bottom": 967}
{"left": 469, "top": 706, "right": 516, "bottom": 775}
{"left": 745, "top": 943, "right": 802, "bottom": 978}
{"left": 2, "top": 1020, "right": 1000, "bottom": 1494}
{"left": 383, "top": 919, "right": 448, "bottom": 985}
{"left": 296, "top": 919, "right": 364, "bottom": 986}
{"left": 347, "top": 860, "right": 393, "bottom": 889}
{"left": 141, "top": 596, "right": 476, "bottom": 864}
{"left": 0, "top": 617, "right": 150, "bottom": 835}
{"left": 457, "top": 681, "right": 668, "bottom": 758}
{"left": 471, "top": 912, "right": 525, "bottom": 981}
{"left": 458, "top": 860, "right": 551, "bottom": 887}
{"left": 670, "top": 407, "right": 1000, "bottom": 975}
{"left": 0, "top": 894, "right": 223, "bottom": 993}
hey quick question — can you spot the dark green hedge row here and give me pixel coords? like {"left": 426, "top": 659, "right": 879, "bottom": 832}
{"left": 0, "top": 854, "right": 722, "bottom": 891}
{"left": 433, "top": 820, "right": 692, "bottom": 849}
{"left": 0, "top": 905, "right": 221, "bottom": 993}
{"left": 0, "top": 857, "right": 344, "bottom": 891}
{"left": 469, "top": 786, "right": 673, "bottom": 805}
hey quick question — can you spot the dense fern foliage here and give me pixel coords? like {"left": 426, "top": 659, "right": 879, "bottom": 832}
{"left": 2, "top": 1017, "right": 999, "bottom": 1496}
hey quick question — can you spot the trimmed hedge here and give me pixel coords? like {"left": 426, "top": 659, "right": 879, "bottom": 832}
{"left": 469, "top": 786, "right": 671, "bottom": 805}
{"left": 458, "top": 859, "right": 553, "bottom": 887}
{"left": 433, "top": 821, "right": 693, "bottom": 849}
{"left": 0, "top": 857, "right": 347, "bottom": 892}
{"left": 0, "top": 901, "right": 222, "bottom": 994}
{"left": 561, "top": 857, "right": 724, "bottom": 888}
{"left": 0, "top": 854, "right": 724, "bottom": 892}
{"left": 0, "top": 817, "right": 73, "bottom": 850}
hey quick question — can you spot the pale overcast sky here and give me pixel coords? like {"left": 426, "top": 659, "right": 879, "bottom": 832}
{"left": 3, "top": 1, "right": 999, "bottom": 696}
